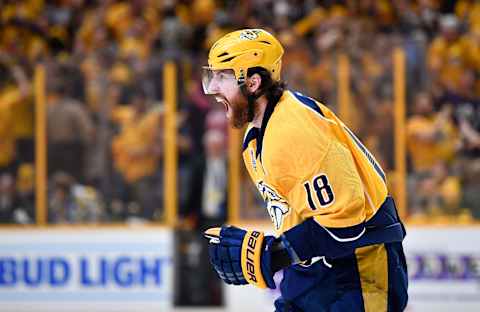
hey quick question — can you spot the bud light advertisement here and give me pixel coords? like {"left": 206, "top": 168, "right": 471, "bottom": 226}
{"left": 0, "top": 229, "right": 173, "bottom": 312}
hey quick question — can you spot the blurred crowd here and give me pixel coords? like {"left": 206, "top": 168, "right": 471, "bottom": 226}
{"left": 0, "top": 0, "right": 479, "bottom": 226}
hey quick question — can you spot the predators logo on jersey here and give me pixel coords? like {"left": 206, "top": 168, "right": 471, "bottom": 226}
{"left": 242, "top": 90, "right": 388, "bottom": 235}
{"left": 256, "top": 181, "right": 289, "bottom": 230}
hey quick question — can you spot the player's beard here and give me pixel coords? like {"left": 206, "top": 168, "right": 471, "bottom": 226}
{"left": 229, "top": 93, "right": 251, "bottom": 129}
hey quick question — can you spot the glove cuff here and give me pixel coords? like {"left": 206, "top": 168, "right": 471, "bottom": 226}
{"left": 241, "top": 230, "right": 268, "bottom": 288}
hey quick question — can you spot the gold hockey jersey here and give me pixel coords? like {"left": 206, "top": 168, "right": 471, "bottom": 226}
{"left": 242, "top": 90, "right": 388, "bottom": 235}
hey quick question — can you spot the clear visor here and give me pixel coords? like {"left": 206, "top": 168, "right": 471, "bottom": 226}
{"left": 201, "top": 68, "right": 237, "bottom": 95}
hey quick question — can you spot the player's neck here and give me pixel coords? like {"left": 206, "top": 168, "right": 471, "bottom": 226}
{"left": 251, "top": 96, "right": 268, "bottom": 128}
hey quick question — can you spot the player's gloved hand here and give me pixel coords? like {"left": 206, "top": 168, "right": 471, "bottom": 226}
{"left": 204, "top": 226, "right": 276, "bottom": 289}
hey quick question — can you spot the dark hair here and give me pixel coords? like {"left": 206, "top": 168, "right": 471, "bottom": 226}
{"left": 247, "top": 66, "right": 287, "bottom": 107}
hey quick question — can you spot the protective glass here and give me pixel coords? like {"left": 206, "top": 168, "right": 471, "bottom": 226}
{"left": 202, "top": 68, "right": 237, "bottom": 95}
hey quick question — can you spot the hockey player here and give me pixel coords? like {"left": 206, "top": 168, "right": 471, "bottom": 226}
{"left": 202, "top": 28, "right": 408, "bottom": 312}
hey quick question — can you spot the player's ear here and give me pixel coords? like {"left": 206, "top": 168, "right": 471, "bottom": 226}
{"left": 246, "top": 73, "right": 262, "bottom": 93}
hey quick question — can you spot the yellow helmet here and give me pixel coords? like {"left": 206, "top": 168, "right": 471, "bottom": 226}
{"left": 203, "top": 29, "right": 284, "bottom": 94}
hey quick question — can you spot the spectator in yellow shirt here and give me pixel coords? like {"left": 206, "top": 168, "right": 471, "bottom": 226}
{"left": 8, "top": 65, "right": 34, "bottom": 164}
{"left": 410, "top": 162, "right": 463, "bottom": 220}
{"left": 0, "top": 65, "right": 18, "bottom": 176}
{"left": 428, "top": 15, "right": 469, "bottom": 90}
{"left": 0, "top": 102, "right": 16, "bottom": 176}
{"left": 407, "top": 92, "right": 457, "bottom": 173}
{"left": 111, "top": 90, "right": 164, "bottom": 220}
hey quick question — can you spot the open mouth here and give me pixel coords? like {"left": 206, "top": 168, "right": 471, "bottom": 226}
{"left": 215, "top": 96, "right": 230, "bottom": 114}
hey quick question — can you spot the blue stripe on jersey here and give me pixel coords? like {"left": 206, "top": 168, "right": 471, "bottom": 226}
{"left": 292, "top": 91, "right": 325, "bottom": 117}
{"left": 343, "top": 126, "right": 387, "bottom": 183}
{"left": 243, "top": 127, "right": 259, "bottom": 151}
{"left": 243, "top": 128, "right": 258, "bottom": 150}
{"left": 257, "top": 99, "right": 276, "bottom": 160}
